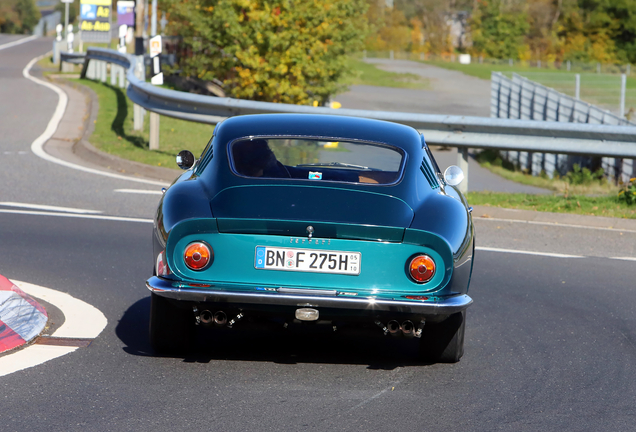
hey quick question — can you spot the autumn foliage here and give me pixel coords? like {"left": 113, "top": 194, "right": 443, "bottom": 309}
{"left": 365, "top": 0, "right": 636, "bottom": 64}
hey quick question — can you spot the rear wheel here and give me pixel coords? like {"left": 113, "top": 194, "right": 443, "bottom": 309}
{"left": 149, "top": 292, "right": 195, "bottom": 354}
{"left": 418, "top": 310, "right": 466, "bottom": 363}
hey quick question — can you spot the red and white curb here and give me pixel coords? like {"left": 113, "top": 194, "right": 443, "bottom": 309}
{"left": 0, "top": 275, "right": 48, "bottom": 353}
{"left": 0, "top": 278, "right": 107, "bottom": 377}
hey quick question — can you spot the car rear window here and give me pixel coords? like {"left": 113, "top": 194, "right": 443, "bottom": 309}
{"left": 230, "top": 138, "right": 404, "bottom": 185}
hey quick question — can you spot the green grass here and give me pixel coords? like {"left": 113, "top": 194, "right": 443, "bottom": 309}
{"left": 467, "top": 191, "right": 636, "bottom": 219}
{"left": 466, "top": 149, "right": 636, "bottom": 218}
{"left": 70, "top": 78, "right": 213, "bottom": 168}
{"left": 345, "top": 59, "right": 429, "bottom": 89}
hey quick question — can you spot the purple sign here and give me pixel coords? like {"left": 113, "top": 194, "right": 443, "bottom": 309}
{"left": 117, "top": 1, "right": 135, "bottom": 27}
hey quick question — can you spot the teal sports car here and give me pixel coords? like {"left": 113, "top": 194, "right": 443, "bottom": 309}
{"left": 147, "top": 114, "right": 474, "bottom": 363}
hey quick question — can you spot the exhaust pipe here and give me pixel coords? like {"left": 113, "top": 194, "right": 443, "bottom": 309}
{"left": 213, "top": 311, "right": 227, "bottom": 326}
{"left": 199, "top": 310, "right": 214, "bottom": 325}
{"left": 401, "top": 320, "right": 414, "bottom": 338}
{"left": 387, "top": 320, "right": 400, "bottom": 335}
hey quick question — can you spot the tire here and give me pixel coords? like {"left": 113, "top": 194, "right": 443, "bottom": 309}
{"left": 149, "top": 292, "right": 195, "bottom": 354}
{"left": 418, "top": 310, "right": 466, "bottom": 363}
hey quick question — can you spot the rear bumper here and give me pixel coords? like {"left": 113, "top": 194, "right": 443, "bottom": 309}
{"left": 146, "top": 276, "right": 472, "bottom": 317}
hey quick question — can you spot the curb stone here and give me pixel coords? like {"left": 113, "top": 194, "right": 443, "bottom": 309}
{"left": 51, "top": 77, "right": 181, "bottom": 183}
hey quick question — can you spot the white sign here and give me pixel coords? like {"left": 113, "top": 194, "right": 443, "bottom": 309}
{"left": 151, "top": 72, "right": 164, "bottom": 85}
{"left": 118, "top": 24, "right": 128, "bottom": 39}
{"left": 459, "top": 54, "right": 471, "bottom": 65}
{"left": 149, "top": 35, "right": 162, "bottom": 58}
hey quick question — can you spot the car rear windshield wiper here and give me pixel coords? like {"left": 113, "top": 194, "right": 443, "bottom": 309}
{"left": 296, "top": 162, "right": 381, "bottom": 171}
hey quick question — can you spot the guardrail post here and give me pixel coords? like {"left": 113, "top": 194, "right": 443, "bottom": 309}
{"left": 110, "top": 63, "right": 116, "bottom": 86}
{"left": 100, "top": 61, "right": 107, "bottom": 83}
{"left": 149, "top": 113, "right": 160, "bottom": 150}
{"left": 458, "top": 148, "right": 469, "bottom": 193}
{"left": 575, "top": 74, "right": 580, "bottom": 100}
{"left": 620, "top": 74, "right": 626, "bottom": 118}
{"left": 118, "top": 66, "right": 125, "bottom": 88}
{"left": 133, "top": 56, "right": 145, "bottom": 131}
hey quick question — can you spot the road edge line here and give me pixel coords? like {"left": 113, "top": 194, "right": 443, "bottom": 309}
{"left": 0, "top": 35, "right": 38, "bottom": 52}
{"left": 22, "top": 54, "right": 169, "bottom": 187}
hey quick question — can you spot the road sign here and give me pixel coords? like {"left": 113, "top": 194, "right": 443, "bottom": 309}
{"left": 149, "top": 35, "right": 163, "bottom": 85}
{"left": 149, "top": 35, "right": 162, "bottom": 58}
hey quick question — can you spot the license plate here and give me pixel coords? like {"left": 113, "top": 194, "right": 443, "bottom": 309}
{"left": 254, "top": 246, "right": 360, "bottom": 275}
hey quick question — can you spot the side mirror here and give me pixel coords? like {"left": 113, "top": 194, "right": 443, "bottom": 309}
{"left": 176, "top": 150, "right": 195, "bottom": 170}
{"left": 443, "top": 165, "right": 464, "bottom": 186}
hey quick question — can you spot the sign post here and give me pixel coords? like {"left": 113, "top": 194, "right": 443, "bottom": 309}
{"left": 148, "top": 35, "right": 162, "bottom": 150}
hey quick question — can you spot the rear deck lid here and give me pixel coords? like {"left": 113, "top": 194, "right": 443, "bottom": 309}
{"left": 210, "top": 185, "right": 413, "bottom": 241}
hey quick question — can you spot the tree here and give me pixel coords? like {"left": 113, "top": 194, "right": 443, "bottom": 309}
{"left": 0, "top": 0, "right": 41, "bottom": 34}
{"left": 54, "top": 0, "right": 78, "bottom": 27}
{"left": 162, "top": 0, "right": 368, "bottom": 105}
{"left": 469, "top": 0, "right": 530, "bottom": 60}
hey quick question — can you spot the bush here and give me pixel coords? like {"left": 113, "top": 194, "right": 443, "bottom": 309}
{"left": 163, "top": 0, "right": 368, "bottom": 105}
{"left": 618, "top": 178, "right": 636, "bottom": 205}
{"left": 565, "top": 164, "right": 605, "bottom": 185}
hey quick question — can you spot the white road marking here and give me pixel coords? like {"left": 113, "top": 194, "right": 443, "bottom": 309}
{"left": 23, "top": 54, "right": 170, "bottom": 187}
{"left": 114, "top": 188, "right": 164, "bottom": 195}
{"left": 0, "top": 209, "right": 152, "bottom": 223}
{"left": 0, "top": 201, "right": 102, "bottom": 214}
{"left": 0, "top": 35, "right": 38, "bottom": 51}
{"left": 475, "top": 216, "right": 636, "bottom": 234}
{"left": 476, "top": 246, "right": 584, "bottom": 259}
{"left": 0, "top": 280, "right": 108, "bottom": 377}
{"left": 609, "top": 257, "right": 636, "bottom": 262}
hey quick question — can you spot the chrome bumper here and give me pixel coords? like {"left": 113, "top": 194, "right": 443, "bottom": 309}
{"left": 146, "top": 277, "right": 472, "bottom": 316}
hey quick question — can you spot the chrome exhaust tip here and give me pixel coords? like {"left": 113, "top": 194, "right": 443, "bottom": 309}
{"left": 387, "top": 320, "right": 400, "bottom": 335}
{"left": 401, "top": 320, "right": 414, "bottom": 337}
{"left": 199, "top": 310, "right": 214, "bottom": 325}
{"left": 214, "top": 311, "right": 227, "bottom": 326}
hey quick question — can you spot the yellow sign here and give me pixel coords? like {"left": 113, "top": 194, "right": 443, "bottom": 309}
{"left": 80, "top": 0, "right": 111, "bottom": 5}
{"left": 81, "top": 21, "right": 111, "bottom": 32}
{"left": 96, "top": 6, "right": 109, "bottom": 17}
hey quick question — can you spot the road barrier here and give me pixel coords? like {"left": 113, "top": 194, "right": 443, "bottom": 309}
{"left": 492, "top": 72, "right": 634, "bottom": 183}
{"left": 60, "top": 48, "right": 636, "bottom": 191}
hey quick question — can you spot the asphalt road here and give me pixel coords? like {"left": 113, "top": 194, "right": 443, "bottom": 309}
{"left": 1, "top": 36, "right": 636, "bottom": 431}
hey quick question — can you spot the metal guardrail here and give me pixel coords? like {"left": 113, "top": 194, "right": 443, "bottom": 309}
{"left": 491, "top": 72, "right": 633, "bottom": 126}
{"left": 61, "top": 48, "right": 636, "bottom": 187}
{"left": 491, "top": 72, "right": 635, "bottom": 181}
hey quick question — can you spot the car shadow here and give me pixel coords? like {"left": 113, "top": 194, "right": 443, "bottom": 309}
{"left": 116, "top": 297, "right": 431, "bottom": 370}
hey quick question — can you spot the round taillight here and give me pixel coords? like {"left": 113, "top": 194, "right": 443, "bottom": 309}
{"left": 184, "top": 242, "right": 212, "bottom": 270}
{"left": 408, "top": 254, "right": 436, "bottom": 283}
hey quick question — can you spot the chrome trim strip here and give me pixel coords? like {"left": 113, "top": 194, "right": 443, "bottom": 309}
{"left": 146, "top": 277, "right": 472, "bottom": 316}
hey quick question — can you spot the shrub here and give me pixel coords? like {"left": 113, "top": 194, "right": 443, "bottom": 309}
{"left": 565, "top": 164, "right": 605, "bottom": 185}
{"left": 618, "top": 178, "right": 636, "bottom": 205}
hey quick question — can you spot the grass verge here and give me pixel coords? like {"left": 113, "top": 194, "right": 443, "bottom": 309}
{"left": 70, "top": 78, "right": 213, "bottom": 168}
{"left": 345, "top": 59, "right": 429, "bottom": 89}
{"left": 467, "top": 191, "right": 636, "bottom": 219}
{"left": 475, "top": 150, "right": 620, "bottom": 196}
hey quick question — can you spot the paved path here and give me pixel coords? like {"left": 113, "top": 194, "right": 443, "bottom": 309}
{"left": 337, "top": 59, "right": 491, "bottom": 117}
{"left": 337, "top": 59, "right": 550, "bottom": 193}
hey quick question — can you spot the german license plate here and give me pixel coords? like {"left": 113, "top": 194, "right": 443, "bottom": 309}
{"left": 254, "top": 246, "right": 360, "bottom": 275}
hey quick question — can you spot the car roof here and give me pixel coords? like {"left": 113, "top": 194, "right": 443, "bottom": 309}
{"left": 213, "top": 114, "right": 422, "bottom": 154}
